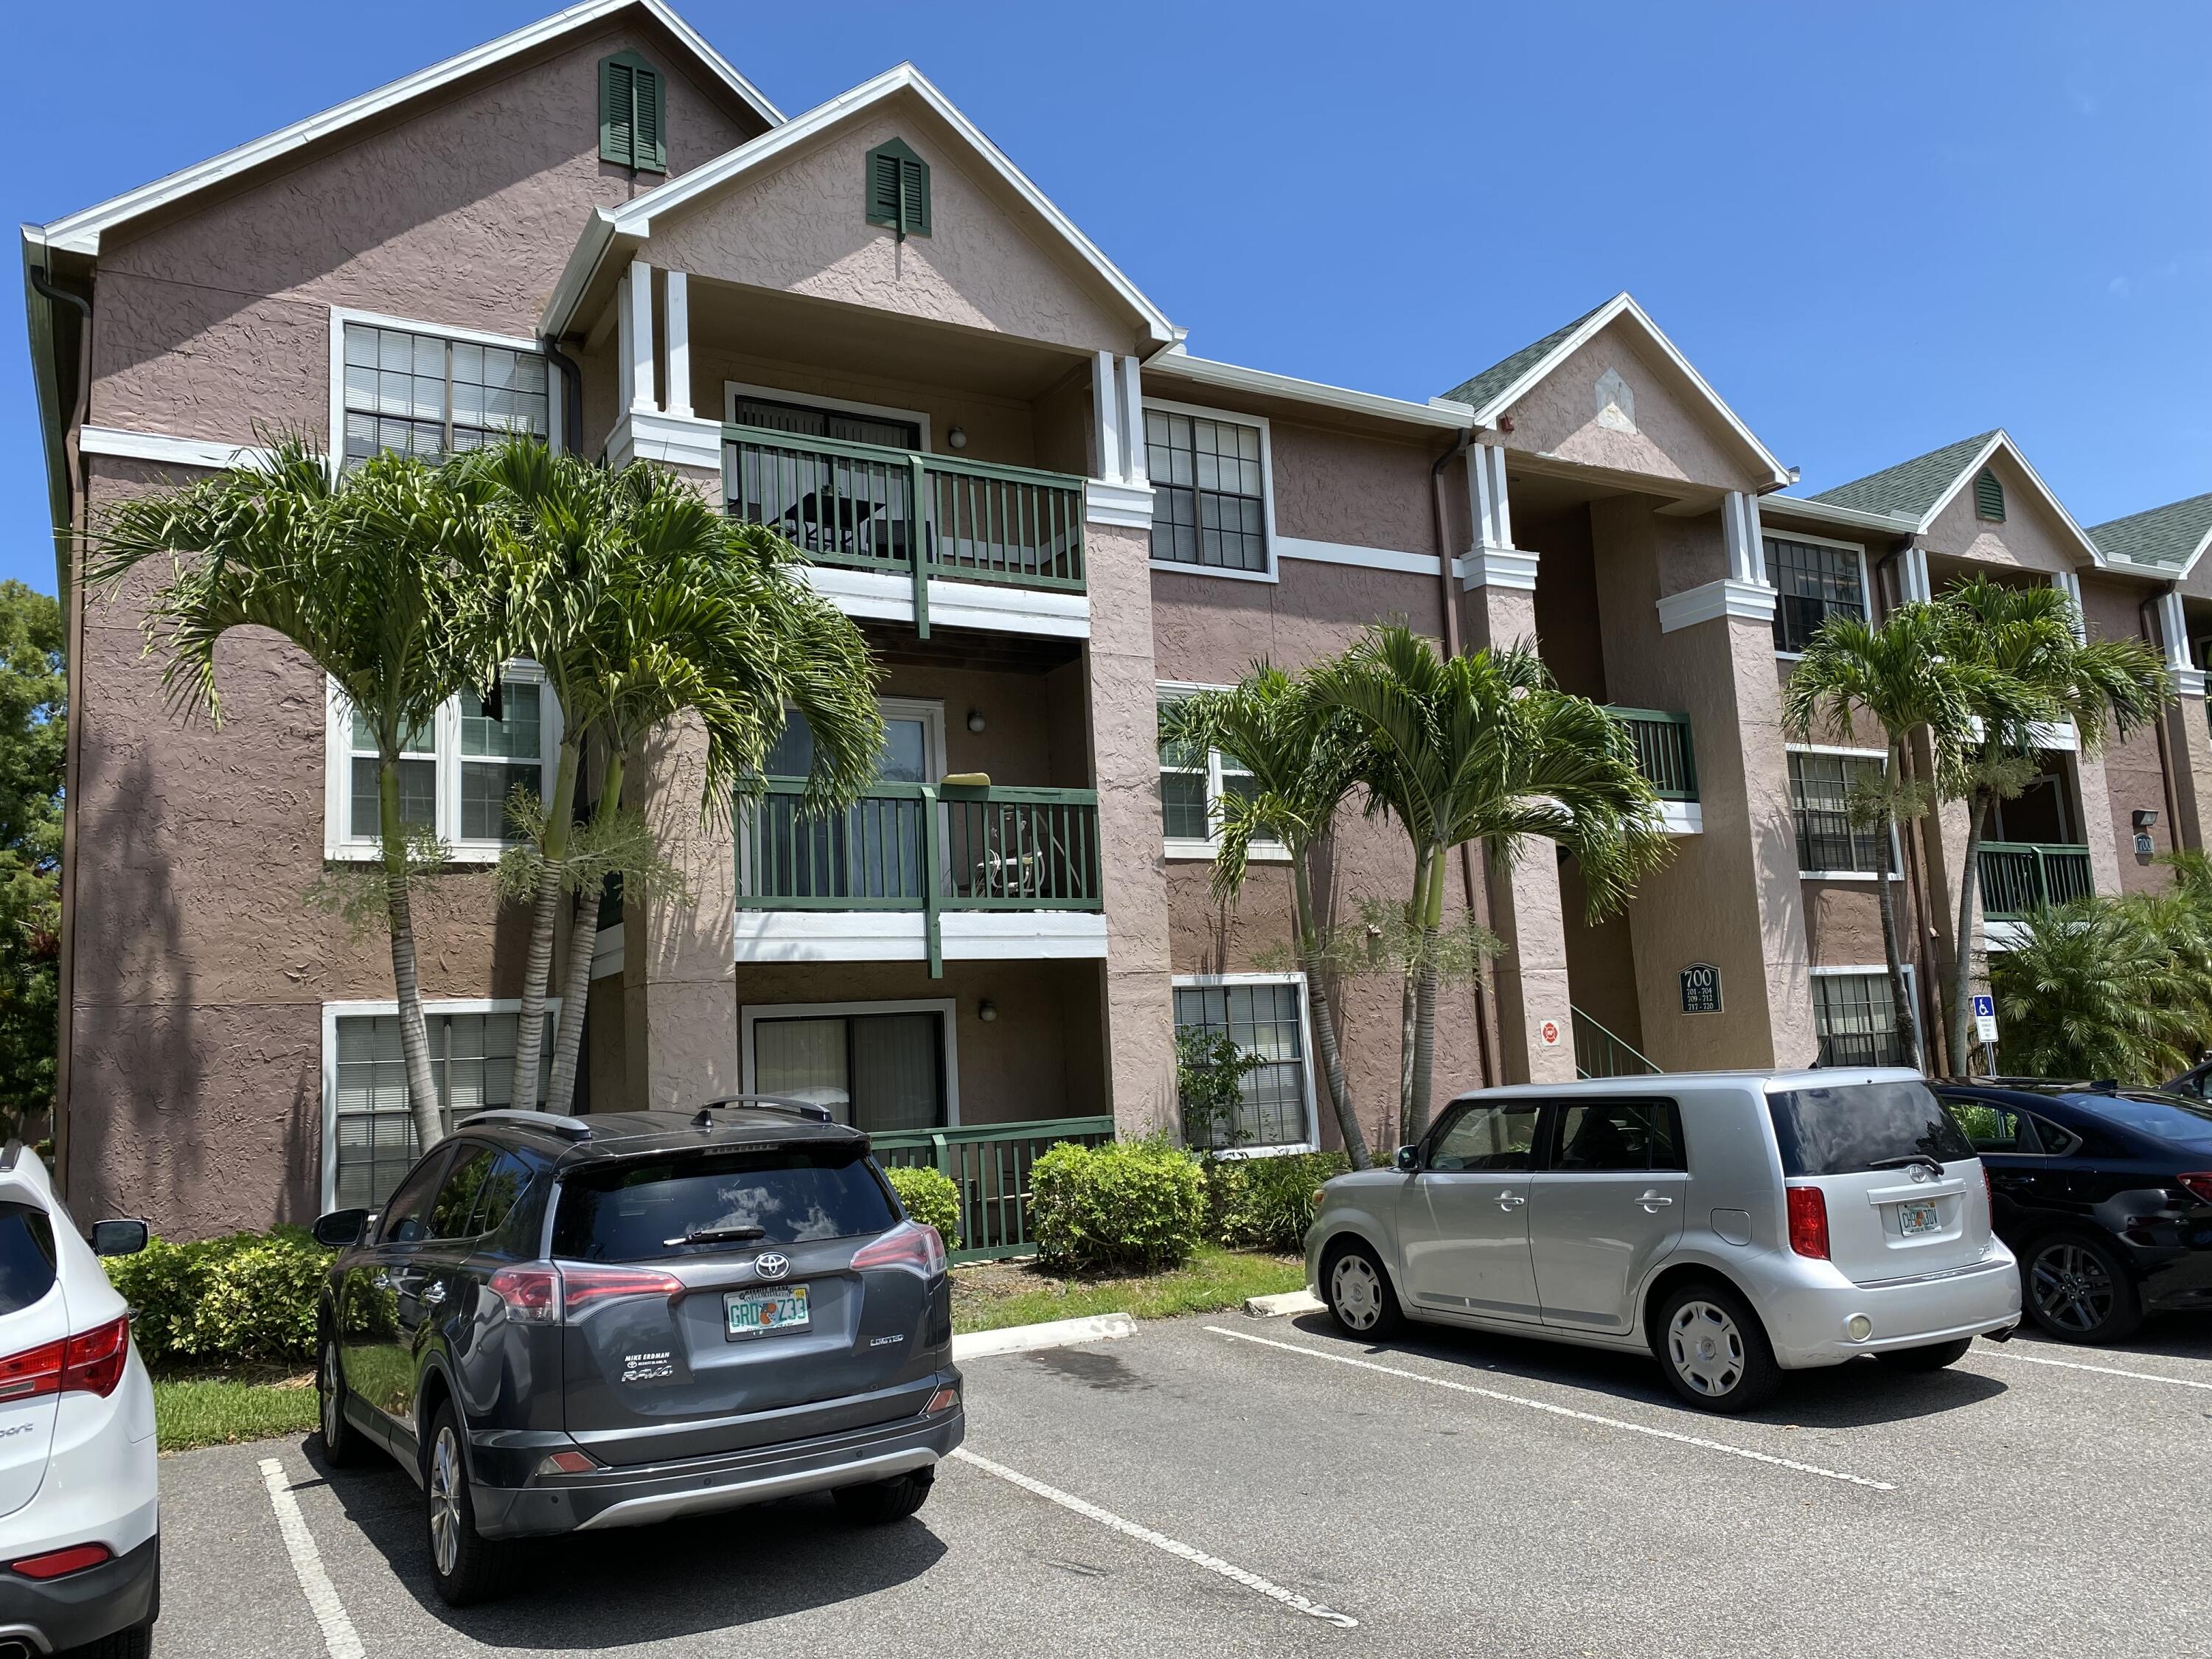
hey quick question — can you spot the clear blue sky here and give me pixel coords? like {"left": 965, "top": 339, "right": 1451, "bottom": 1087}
{"left": 8, "top": 1, "right": 2210, "bottom": 593}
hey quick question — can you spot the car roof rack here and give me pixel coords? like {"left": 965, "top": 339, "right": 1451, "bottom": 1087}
{"left": 696, "top": 1096, "right": 835, "bottom": 1125}
{"left": 458, "top": 1108, "right": 594, "bottom": 1141}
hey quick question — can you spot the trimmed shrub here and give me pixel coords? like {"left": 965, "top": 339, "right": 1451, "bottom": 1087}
{"left": 1031, "top": 1136, "right": 1205, "bottom": 1273}
{"left": 885, "top": 1164, "right": 962, "bottom": 1251}
{"left": 1208, "top": 1151, "right": 1351, "bottom": 1253}
{"left": 102, "top": 1228, "right": 333, "bottom": 1368}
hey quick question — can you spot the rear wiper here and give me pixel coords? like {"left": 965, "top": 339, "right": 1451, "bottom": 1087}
{"left": 1869, "top": 1154, "right": 1945, "bottom": 1175}
{"left": 662, "top": 1225, "right": 768, "bottom": 1247}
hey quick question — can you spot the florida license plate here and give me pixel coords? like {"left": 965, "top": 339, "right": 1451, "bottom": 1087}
{"left": 1897, "top": 1203, "right": 1941, "bottom": 1237}
{"left": 726, "top": 1284, "right": 810, "bottom": 1339}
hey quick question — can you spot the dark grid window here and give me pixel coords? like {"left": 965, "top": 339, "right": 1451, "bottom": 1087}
{"left": 1812, "top": 973, "right": 1907, "bottom": 1068}
{"left": 1789, "top": 752, "right": 1892, "bottom": 874}
{"left": 332, "top": 1010, "right": 550, "bottom": 1208}
{"left": 1146, "top": 409, "right": 1267, "bottom": 571}
{"left": 342, "top": 324, "right": 549, "bottom": 469}
{"left": 349, "top": 709, "right": 436, "bottom": 840}
{"left": 1173, "top": 981, "right": 1312, "bottom": 1149}
{"left": 459, "top": 683, "right": 543, "bottom": 841}
{"left": 1764, "top": 535, "right": 1865, "bottom": 654}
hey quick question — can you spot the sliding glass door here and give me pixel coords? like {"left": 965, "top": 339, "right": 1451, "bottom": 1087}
{"left": 752, "top": 1008, "right": 947, "bottom": 1133}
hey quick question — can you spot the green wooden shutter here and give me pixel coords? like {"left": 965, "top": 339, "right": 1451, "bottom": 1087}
{"left": 864, "top": 138, "right": 931, "bottom": 238}
{"left": 1973, "top": 468, "right": 2006, "bottom": 521}
{"left": 599, "top": 52, "right": 665, "bottom": 173}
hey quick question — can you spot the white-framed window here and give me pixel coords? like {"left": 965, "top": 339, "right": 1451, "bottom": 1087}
{"left": 723, "top": 380, "right": 932, "bottom": 453}
{"left": 740, "top": 998, "right": 959, "bottom": 1133}
{"left": 330, "top": 307, "right": 557, "bottom": 469}
{"left": 324, "top": 664, "right": 563, "bottom": 864}
{"left": 1787, "top": 745, "right": 1901, "bottom": 879}
{"left": 1144, "top": 398, "right": 1276, "bottom": 582}
{"left": 319, "top": 998, "right": 556, "bottom": 1210}
{"left": 1172, "top": 973, "right": 1319, "bottom": 1155}
{"left": 1157, "top": 683, "right": 1287, "bottom": 863}
{"left": 1764, "top": 529, "right": 1868, "bottom": 657}
{"left": 1809, "top": 966, "right": 1913, "bottom": 1070}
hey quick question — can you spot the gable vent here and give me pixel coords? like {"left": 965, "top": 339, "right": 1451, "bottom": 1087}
{"left": 866, "top": 138, "right": 931, "bottom": 240}
{"left": 600, "top": 51, "right": 666, "bottom": 174}
{"left": 1973, "top": 468, "right": 2006, "bottom": 522}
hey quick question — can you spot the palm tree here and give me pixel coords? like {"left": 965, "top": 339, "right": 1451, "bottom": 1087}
{"left": 86, "top": 438, "right": 507, "bottom": 1154}
{"left": 1160, "top": 667, "right": 1372, "bottom": 1168}
{"left": 1990, "top": 894, "right": 2211, "bottom": 1081}
{"left": 1310, "top": 627, "right": 1669, "bottom": 1140}
{"left": 1935, "top": 577, "right": 2173, "bottom": 1075}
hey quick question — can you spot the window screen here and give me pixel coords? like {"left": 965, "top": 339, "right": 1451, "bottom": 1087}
{"left": 331, "top": 1011, "right": 551, "bottom": 1208}
{"left": 1764, "top": 536, "right": 1865, "bottom": 653}
{"left": 1172, "top": 981, "right": 1311, "bottom": 1149}
{"left": 1147, "top": 411, "right": 1267, "bottom": 572}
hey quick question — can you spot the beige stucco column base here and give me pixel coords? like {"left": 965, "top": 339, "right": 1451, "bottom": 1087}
{"left": 2171, "top": 695, "right": 2212, "bottom": 856}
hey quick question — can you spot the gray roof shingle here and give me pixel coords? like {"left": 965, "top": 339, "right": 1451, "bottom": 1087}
{"left": 2087, "top": 494, "right": 2212, "bottom": 570}
{"left": 1808, "top": 432, "right": 1998, "bottom": 521}
{"left": 1437, "top": 297, "right": 1614, "bottom": 415}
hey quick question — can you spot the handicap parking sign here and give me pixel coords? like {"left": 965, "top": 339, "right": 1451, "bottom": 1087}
{"left": 1971, "top": 993, "right": 1997, "bottom": 1045}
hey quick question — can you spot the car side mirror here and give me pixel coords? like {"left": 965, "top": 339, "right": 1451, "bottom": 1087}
{"left": 313, "top": 1208, "right": 371, "bottom": 1249}
{"left": 90, "top": 1218, "right": 150, "bottom": 1257}
{"left": 1394, "top": 1144, "right": 1421, "bottom": 1173}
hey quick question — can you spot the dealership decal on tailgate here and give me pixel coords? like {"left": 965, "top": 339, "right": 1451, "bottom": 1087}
{"left": 727, "top": 1284, "right": 810, "bottom": 1339}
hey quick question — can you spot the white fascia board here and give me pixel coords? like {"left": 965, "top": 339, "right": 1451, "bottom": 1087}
{"left": 1916, "top": 431, "right": 2108, "bottom": 570}
{"left": 732, "top": 909, "right": 1107, "bottom": 962}
{"left": 37, "top": 0, "right": 779, "bottom": 258}
{"left": 1463, "top": 292, "right": 1790, "bottom": 489}
{"left": 799, "top": 563, "right": 1090, "bottom": 639}
{"left": 600, "top": 63, "right": 1173, "bottom": 347}
{"left": 1656, "top": 577, "right": 1778, "bottom": 633}
{"left": 540, "top": 210, "right": 627, "bottom": 342}
{"left": 1146, "top": 347, "right": 1478, "bottom": 432}
{"left": 81, "top": 426, "right": 275, "bottom": 472}
{"left": 1759, "top": 495, "right": 1921, "bottom": 538}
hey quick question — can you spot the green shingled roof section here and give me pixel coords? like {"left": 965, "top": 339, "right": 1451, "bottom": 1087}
{"left": 2087, "top": 493, "right": 2212, "bottom": 570}
{"left": 1437, "top": 297, "right": 1614, "bottom": 414}
{"left": 1807, "top": 431, "right": 1999, "bottom": 520}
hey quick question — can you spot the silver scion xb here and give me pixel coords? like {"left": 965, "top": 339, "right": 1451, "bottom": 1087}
{"left": 1306, "top": 1069, "right": 2022, "bottom": 1411}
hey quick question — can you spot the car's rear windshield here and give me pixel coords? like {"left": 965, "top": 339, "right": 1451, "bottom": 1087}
{"left": 0, "top": 1202, "right": 57, "bottom": 1317}
{"left": 1767, "top": 1080, "right": 1975, "bottom": 1178}
{"left": 552, "top": 1144, "right": 898, "bottom": 1262}
{"left": 2073, "top": 1090, "right": 2212, "bottom": 1150}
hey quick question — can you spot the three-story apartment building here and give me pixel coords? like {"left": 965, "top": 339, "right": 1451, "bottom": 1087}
{"left": 25, "top": 0, "right": 2212, "bottom": 1238}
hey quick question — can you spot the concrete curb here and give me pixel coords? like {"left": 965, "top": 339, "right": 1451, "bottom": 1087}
{"left": 951, "top": 1311, "right": 1137, "bottom": 1362}
{"left": 1243, "top": 1290, "right": 1324, "bottom": 1318}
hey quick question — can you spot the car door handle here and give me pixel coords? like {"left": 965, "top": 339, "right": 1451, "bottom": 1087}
{"left": 1636, "top": 1192, "right": 1676, "bottom": 1211}
{"left": 1496, "top": 1192, "right": 1525, "bottom": 1209}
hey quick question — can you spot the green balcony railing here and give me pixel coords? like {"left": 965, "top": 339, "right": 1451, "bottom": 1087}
{"left": 1979, "top": 841, "right": 2095, "bottom": 919}
{"left": 1572, "top": 1006, "right": 1662, "bottom": 1080}
{"left": 723, "top": 424, "right": 1086, "bottom": 637}
{"left": 874, "top": 1115, "right": 1116, "bottom": 1262}
{"left": 736, "top": 779, "right": 1102, "bottom": 975}
{"left": 1607, "top": 708, "right": 1697, "bottom": 801}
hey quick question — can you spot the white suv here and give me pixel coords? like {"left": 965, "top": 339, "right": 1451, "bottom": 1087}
{"left": 0, "top": 1143, "right": 158, "bottom": 1657}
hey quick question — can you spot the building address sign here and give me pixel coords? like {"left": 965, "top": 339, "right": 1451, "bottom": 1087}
{"left": 1680, "top": 962, "right": 1721, "bottom": 1015}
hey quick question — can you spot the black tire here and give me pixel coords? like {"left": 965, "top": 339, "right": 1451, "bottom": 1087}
{"left": 316, "top": 1331, "right": 371, "bottom": 1468}
{"left": 1652, "top": 1279, "right": 1781, "bottom": 1413}
{"left": 832, "top": 1469, "right": 934, "bottom": 1524}
{"left": 1876, "top": 1336, "right": 1975, "bottom": 1372}
{"left": 59, "top": 1621, "right": 152, "bottom": 1659}
{"left": 1321, "top": 1239, "right": 1405, "bottom": 1340}
{"left": 2021, "top": 1231, "right": 2143, "bottom": 1344}
{"left": 424, "top": 1402, "right": 518, "bottom": 1607}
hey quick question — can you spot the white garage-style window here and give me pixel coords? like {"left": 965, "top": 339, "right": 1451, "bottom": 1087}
{"left": 324, "top": 665, "right": 561, "bottom": 863}
{"left": 1171, "top": 973, "right": 1318, "bottom": 1155}
{"left": 1144, "top": 399, "right": 1276, "bottom": 580}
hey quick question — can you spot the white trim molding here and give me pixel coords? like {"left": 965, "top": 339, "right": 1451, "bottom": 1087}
{"left": 1460, "top": 549, "right": 1540, "bottom": 592}
{"left": 740, "top": 996, "right": 962, "bottom": 1128}
{"left": 1147, "top": 346, "right": 1478, "bottom": 433}
{"left": 80, "top": 426, "right": 274, "bottom": 473}
{"left": 1657, "top": 577, "right": 1778, "bottom": 633}
{"left": 608, "top": 408, "right": 722, "bottom": 473}
{"left": 1086, "top": 479, "right": 1156, "bottom": 530}
{"left": 798, "top": 564, "right": 1088, "bottom": 639}
{"left": 1158, "top": 681, "right": 1289, "bottom": 863}
{"left": 327, "top": 305, "right": 563, "bottom": 470}
{"left": 1276, "top": 538, "right": 1442, "bottom": 577}
{"left": 1169, "top": 971, "right": 1321, "bottom": 1156}
{"left": 732, "top": 911, "right": 1108, "bottom": 964}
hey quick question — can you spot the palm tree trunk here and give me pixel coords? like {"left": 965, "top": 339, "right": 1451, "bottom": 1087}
{"left": 509, "top": 736, "right": 580, "bottom": 1113}
{"left": 1409, "top": 841, "right": 1445, "bottom": 1141}
{"left": 1398, "top": 849, "right": 1435, "bottom": 1144}
{"left": 1878, "top": 740, "right": 1919, "bottom": 1071}
{"left": 379, "top": 756, "right": 444, "bottom": 1153}
{"left": 1949, "top": 782, "right": 1992, "bottom": 1079}
{"left": 546, "top": 748, "right": 625, "bottom": 1115}
{"left": 1292, "top": 855, "right": 1368, "bottom": 1170}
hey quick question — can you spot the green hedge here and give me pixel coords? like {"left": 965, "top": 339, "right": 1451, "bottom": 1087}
{"left": 102, "top": 1228, "right": 332, "bottom": 1368}
{"left": 1206, "top": 1150, "right": 1350, "bottom": 1253}
{"left": 884, "top": 1165, "right": 961, "bottom": 1251}
{"left": 1031, "top": 1136, "right": 1206, "bottom": 1273}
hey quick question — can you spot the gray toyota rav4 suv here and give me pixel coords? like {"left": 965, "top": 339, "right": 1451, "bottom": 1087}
{"left": 310, "top": 1100, "right": 962, "bottom": 1604}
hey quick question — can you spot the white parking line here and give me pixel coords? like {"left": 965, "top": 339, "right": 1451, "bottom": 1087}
{"left": 258, "top": 1456, "right": 367, "bottom": 1659}
{"left": 950, "top": 1447, "right": 1358, "bottom": 1628}
{"left": 1982, "top": 1346, "right": 2212, "bottom": 1391}
{"left": 1206, "top": 1327, "right": 1897, "bottom": 1492}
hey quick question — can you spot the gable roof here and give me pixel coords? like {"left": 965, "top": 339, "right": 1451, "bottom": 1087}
{"left": 2088, "top": 493, "right": 2212, "bottom": 578}
{"left": 541, "top": 61, "right": 1175, "bottom": 347}
{"left": 1809, "top": 429, "right": 2107, "bottom": 569}
{"left": 26, "top": 0, "right": 779, "bottom": 258}
{"left": 1433, "top": 291, "right": 1790, "bottom": 488}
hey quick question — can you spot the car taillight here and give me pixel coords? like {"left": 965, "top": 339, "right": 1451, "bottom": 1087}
{"left": 61, "top": 1315, "right": 129, "bottom": 1399}
{"left": 925, "top": 1385, "right": 959, "bottom": 1414}
{"left": 851, "top": 1221, "right": 947, "bottom": 1278}
{"left": 1787, "top": 1185, "right": 1830, "bottom": 1259}
{"left": 0, "top": 1340, "right": 62, "bottom": 1404}
{"left": 2178, "top": 1172, "right": 2212, "bottom": 1205}
{"left": 487, "top": 1266, "right": 561, "bottom": 1324}
{"left": 10, "top": 1543, "right": 109, "bottom": 1579}
{"left": 559, "top": 1264, "right": 684, "bottom": 1312}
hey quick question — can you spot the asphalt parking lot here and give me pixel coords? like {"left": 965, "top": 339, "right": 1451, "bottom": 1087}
{"left": 154, "top": 1310, "right": 2212, "bottom": 1658}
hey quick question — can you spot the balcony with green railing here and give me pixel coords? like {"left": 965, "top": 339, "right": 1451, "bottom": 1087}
{"left": 724, "top": 424, "right": 1087, "bottom": 637}
{"left": 736, "top": 779, "right": 1102, "bottom": 975}
{"left": 874, "top": 1115, "right": 1116, "bottom": 1262}
{"left": 1607, "top": 708, "right": 1697, "bottom": 801}
{"left": 1978, "top": 841, "right": 2095, "bottom": 919}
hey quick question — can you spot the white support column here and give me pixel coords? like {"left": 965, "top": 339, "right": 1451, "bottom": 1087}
{"left": 2154, "top": 588, "right": 2204, "bottom": 696}
{"left": 663, "top": 270, "right": 692, "bottom": 420}
{"left": 1721, "top": 491, "right": 1770, "bottom": 586}
{"left": 1116, "top": 354, "right": 1147, "bottom": 486}
{"left": 2048, "top": 568, "right": 2086, "bottom": 641}
{"left": 1092, "top": 349, "right": 1124, "bottom": 484}
{"left": 1468, "top": 442, "right": 1514, "bottom": 552}
{"left": 1899, "top": 543, "right": 1933, "bottom": 605}
{"left": 627, "top": 258, "right": 657, "bottom": 414}
{"left": 616, "top": 273, "right": 636, "bottom": 416}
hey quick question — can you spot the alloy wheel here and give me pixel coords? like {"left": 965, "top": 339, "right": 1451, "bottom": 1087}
{"left": 1667, "top": 1300, "right": 1746, "bottom": 1399}
{"left": 1330, "top": 1255, "right": 1382, "bottom": 1332}
{"left": 2030, "top": 1242, "right": 2116, "bottom": 1335}
{"left": 428, "top": 1425, "right": 463, "bottom": 1579}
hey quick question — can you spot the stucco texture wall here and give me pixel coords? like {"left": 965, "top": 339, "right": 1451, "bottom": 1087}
{"left": 2079, "top": 576, "right": 2177, "bottom": 894}
{"left": 689, "top": 347, "right": 1043, "bottom": 471}
{"left": 1919, "top": 451, "right": 2086, "bottom": 574}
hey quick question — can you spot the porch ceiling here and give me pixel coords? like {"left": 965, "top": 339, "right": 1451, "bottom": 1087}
{"left": 860, "top": 620, "right": 1081, "bottom": 673}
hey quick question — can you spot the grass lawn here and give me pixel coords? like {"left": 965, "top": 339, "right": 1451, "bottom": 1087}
{"left": 950, "top": 1245, "right": 1305, "bottom": 1335}
{"left": 153, "top": 1371, "right": 318, "bottom": 1454}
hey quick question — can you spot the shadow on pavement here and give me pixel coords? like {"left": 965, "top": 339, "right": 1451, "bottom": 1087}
{"left": 2009, "top": 1312, "right": 2212, "bottom": 1368}
{"left": 299, "top": 1441, "right": 948, "bottom": 1647}
{"left": 1276, "top": 1310, "right": 2008, "bottom": 1428}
